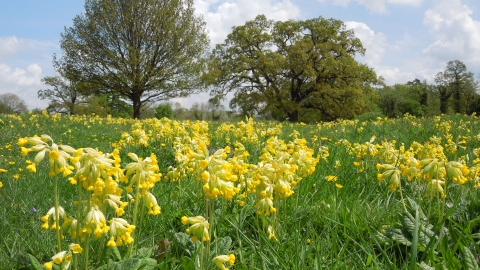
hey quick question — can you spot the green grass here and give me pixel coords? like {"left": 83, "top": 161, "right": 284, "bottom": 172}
{"left": 1, "top": 113, "right": 480, "bottom": 269}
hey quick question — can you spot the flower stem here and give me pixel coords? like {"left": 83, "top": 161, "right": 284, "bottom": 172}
{"left": 53, "top": 175, "right": 62, "bottom": 253}
{"left": 127, "top": 183, "right": 141, "bottom": 257}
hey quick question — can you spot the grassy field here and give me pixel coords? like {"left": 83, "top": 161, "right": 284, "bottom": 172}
{"left": 1, "top": 112, "right": 480, "bottom": 269}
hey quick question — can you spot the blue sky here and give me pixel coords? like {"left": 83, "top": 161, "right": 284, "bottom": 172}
{"left": 1, "top": 0, "right": 479, "bottom": 110}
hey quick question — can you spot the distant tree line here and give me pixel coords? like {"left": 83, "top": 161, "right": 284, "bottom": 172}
{"left": 376, "top": 60, "right": 479, "bottom": 118}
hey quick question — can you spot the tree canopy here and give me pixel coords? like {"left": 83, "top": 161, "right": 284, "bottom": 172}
{"left": 203, "top": 15, "right": 380, "bottom": 122}
{"left": 434, "top": 60, "right": 479, "bottom": 114}
{"left": 56, "top": 0, "right": 209, "bottom": 118}
{"left": 0, "top": 93, "right": 28, "bottom": 114}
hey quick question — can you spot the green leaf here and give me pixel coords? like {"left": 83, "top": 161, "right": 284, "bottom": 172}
{"left": 135, "top": 247, "right": 154, "bottom": 259}
{"left": 110, "top": 246, "right": 122, "bottom": 261}
{"left": 180, "top": 256, "right": 196, "bottom": 270}
{"left": 461, "top": 246, "right": 480, "bottom": 270}
{"left": 402, "top": 211, "right": 436, "bottom": 248}
{"left": 212, "top": 236, "right": 232, "bottom": 257}
{"left": 96, "top": 258, "right": 157, "bottom": 270}
{"left": 26, "top": 254, "right": 44, "bottom": 270}
{"left": 417, "top": 261, "right": 435, "bottom": 270}
{"left": 384, "top": 228, "right": 412, "bottom": 246}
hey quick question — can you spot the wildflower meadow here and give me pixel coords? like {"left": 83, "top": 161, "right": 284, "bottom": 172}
{"left": 1, "top": 112, "right": 480, "bottom": 269}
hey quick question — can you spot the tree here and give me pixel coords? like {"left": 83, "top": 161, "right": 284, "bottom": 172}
{"left": 56, "top": 0, "right": 209, "bottom": 118}
{"left": 38, "top": 75, "right": 89, "bottom": 115}
{"left": 434, "top": 60, "right": 478, "bottom": 114}
{"left": 0, "top": 93, "right": 28, "bottom": 114}
{"left": 155, "top": 103, "right": 174, "bottom": 119}
{"left": 204, "top": 15, "right": 380, "bottom": 122}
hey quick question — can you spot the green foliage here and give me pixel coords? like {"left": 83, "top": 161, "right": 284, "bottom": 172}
{"left": 434, "top": 60, "right": 479, "bottom": 114}
{"left": 38, "top": 75, "right": 88, "bottom": 115}
{"left": 56, "top": 0, "right": 209, "bottom": 119}
{"left": 204, "top": 15, "right": 381, "bottom": 122}
{"left": 0, "top": 93, "right": 27, "bottom": 114}
{"left": 155, "top": 103, "right": 174, "bottom": 119}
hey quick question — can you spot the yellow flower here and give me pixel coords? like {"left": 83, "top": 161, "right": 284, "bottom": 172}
{"left": 335, "top": 183, "right": 343, "bottom": 189}
{"left": 0, "top": 182, "right": 3, "bottom": 188}
{"left": 181, "top": 215, "right": 210, "bottom": 242}
{"left": 52, "top": 250, "right": 67, "bottom": 264}
{"left": 43, "top": 261, "right": 53, "bottom": 270}
{"left": 69, "top": 243, "right": 83, "bottom": 254}
{"left": 325, "top": 175, "right": 337, "bottom": 182}
{"left": 107, "top": 236, "right": 116, "bottom": 247}
{"left": 143, "top": 191, "right": 161, "bottom": 215}
{"left": 0, "top": 169, "right": 7, "bottom": 173}
{"left": 267, "top": 225, "right": 278, "bottom": 242}
{"left": 212, "top": 254, "right": 236, "bottom": 270}
{"left": 109, "top": 218, "right": 135, "bottom": 246}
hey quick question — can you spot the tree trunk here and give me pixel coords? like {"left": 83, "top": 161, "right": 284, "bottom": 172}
{"left": 132, "top": 93, "right": 142, "bottom": 119}
{"left": 287, "top": 110, "right": 299, "bottom": 122}
{"left": 439, "top": 94, "right": 449, "bottom": 114}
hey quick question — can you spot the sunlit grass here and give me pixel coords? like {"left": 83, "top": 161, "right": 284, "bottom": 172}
{"left": 1, "top": 112, "right": 480, "bottom": 269}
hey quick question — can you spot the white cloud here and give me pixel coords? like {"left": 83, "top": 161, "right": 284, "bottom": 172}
{"left": 0, "top": 63, "right": 48, "bottom": 109}
{"left": 345, "top": 21, "right": 388, "bottom": 66}
{"left": 195, "top": 0, "right": 300, "bottom": 45}
{"left": 318, "top": 0, "right": 422, "bottom": 13}
{"left": 387, "top": 0, "right": 421, "bottom": 5}
{"left": 423, "top": 0, "right": 480, "bottom": 73}
{"left": 0, "top": 36, "right": 58, "bottom": 109}
{"left": 0, "top": 36, "right": 57, "bottom": 62}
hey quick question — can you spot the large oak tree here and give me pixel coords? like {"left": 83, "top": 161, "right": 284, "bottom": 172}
{"left": 204, "top": 15, "right": 380, "bottom": 122}
{"left": 56, "top": 0, "right": 209, "bottom": 118}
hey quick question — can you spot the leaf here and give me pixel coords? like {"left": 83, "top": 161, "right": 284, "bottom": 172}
{"left": 135, "top": 247, "right": 153, "bottom": 259}
{"left": 417, "top": 261, "right": 435, "bottom": 270}
{"left": 173, "top": 232, "right": 191, "bottom": 249}
{"left": 26, "top": 254, "right": 44, "bottom": 270}
{"left": 212, "top": 236, "right": 232, "bottom": 257}
{"left": 402, "top": 211, "right": 436, "bottom": 248}
{"left": 461, "top": 246, "right": 480, "bottom": 270}
{"left": 110, "top": 245, "right": 122, "bottom": 261}
{"left": 96, "top": 258, "right": 157, "bottom": 270}
{"left": 384, "top": 228, "right": 412, "bottom": 247}
{"left": 180, "top": 256, "right": 196, "bottom": 270}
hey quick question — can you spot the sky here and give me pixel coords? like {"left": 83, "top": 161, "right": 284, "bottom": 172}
{"left": 0, "top": 0, "right": 479, "bottom": 110}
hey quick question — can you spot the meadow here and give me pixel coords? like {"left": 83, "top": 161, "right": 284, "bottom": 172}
{"left": 1, "top": 112, "right": 480, "bottom": 269}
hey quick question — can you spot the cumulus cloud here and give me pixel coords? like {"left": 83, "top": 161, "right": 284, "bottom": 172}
{"left": 344, "top": 21, "right": 428, "bottom": 85}
{"left": 195, "top": 0, "right": 300, "bottom": 45}
{"left": 318, "top": 0, "right": 422, "bottom": 13}
{"left": 344, "top": 21, "right": 388, "bottom": 66}
{"left": 0, "top": 63, "right": 48, "bottom": 109}
{"left": 0, "top": 36, "right": 59, "bottom": 109}
{"left": 423, "top": 0, "right": 480, "bottom": 70}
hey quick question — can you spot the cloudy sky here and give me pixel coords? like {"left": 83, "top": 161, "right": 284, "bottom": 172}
{"left": 0, "top": 0, "right": 479, "bottom": 110}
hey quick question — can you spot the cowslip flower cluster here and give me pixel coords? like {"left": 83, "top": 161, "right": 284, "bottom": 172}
{"left": 212, "top": 254, "right": 236, "bottom": 270}
{"left": 43, "top": 243, "right": 82, "bottom": 270}
{"left": 181, "top": 215, "right": 210, "bottom": 242}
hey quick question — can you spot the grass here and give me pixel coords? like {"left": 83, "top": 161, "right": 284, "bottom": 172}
{"left": 0, "top": 113, "right": 480, "bottom": 269}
